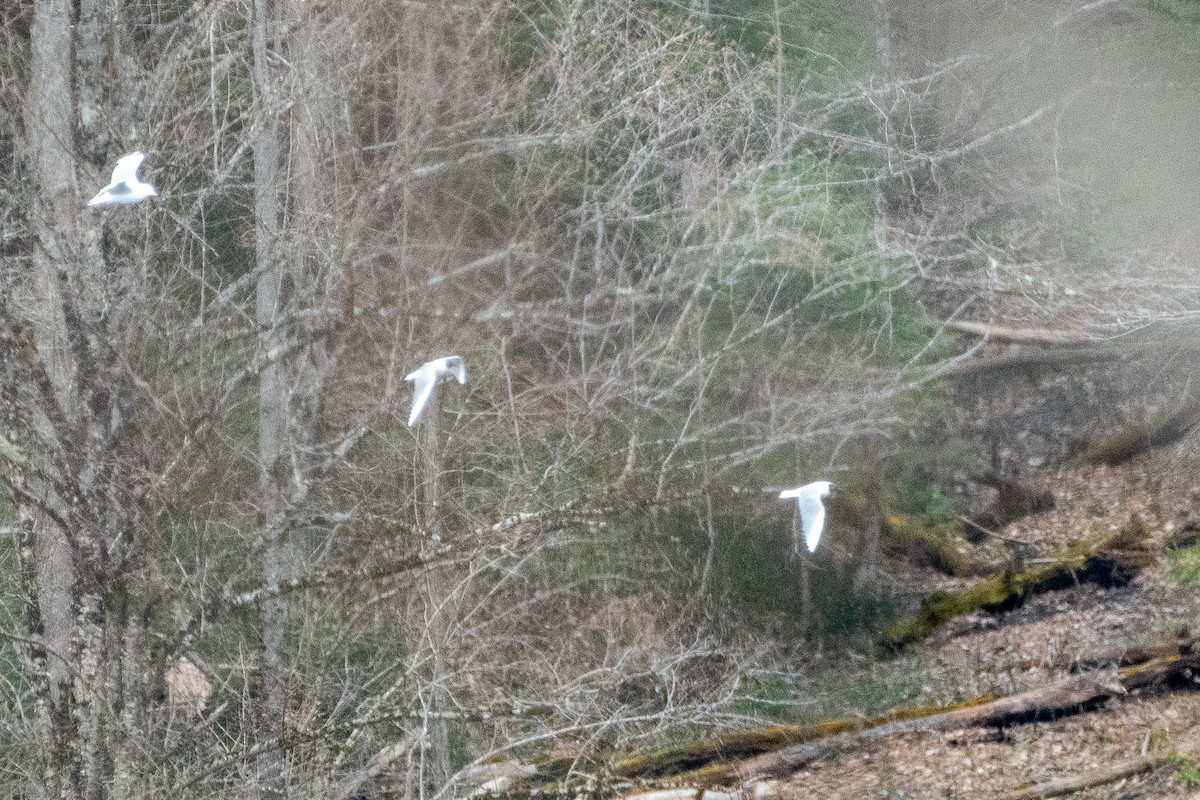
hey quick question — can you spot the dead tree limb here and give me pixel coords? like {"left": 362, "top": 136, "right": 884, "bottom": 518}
{"left": 330, "top": 737, "right": 419, "bottom": 800}
{"left": 994, "top": 755, "right": 1171, "bottom": 800}
{"left": 1057, "top": 636, "right": 1195, "bottom": 672}
{"left": 509, "top": 641, "right": 1200, "bottom": 795}
{"left": 711, "top": 673, "right": 1126, "bottom": 785}
{"left": 880, "top": 523, "right": 1154, "bottom": 650}
{"left": 667, "top": 648, "right": 1200, "bottom": 787}
{"left": 943, "top": 320, "right": 1094, "bottom": 345}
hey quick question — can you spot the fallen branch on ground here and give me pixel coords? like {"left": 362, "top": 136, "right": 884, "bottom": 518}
{"left": 493, "top": 640, "right": 1199, "bottom": 798}
{"left": 943, "top": 320, "right": 1094, "bottom": 345}
{"left": 880, "top": 520, "right": 1155, "bottom": 650}
{"left": 995, "top": 754, "right": 1171, "bottom": 800}
{"left": 614, "top": 643, "right": 1199, "bottom": 791}
{"left": 694, "top": 672, "right": 1127, "bottom": 785}
{"left": 1056, "top": 635, "right": 1195, "bottom": 671}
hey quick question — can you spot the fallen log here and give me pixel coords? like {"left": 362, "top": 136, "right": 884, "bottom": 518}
{"left": 880, "top": 521, "right": 1155, "bottom": 650}
{"left": 497, "top": 642, "right": 1200, "bottom": 798}
{"left": 1056, "top": 635, "right": 1194, "bottom": 671}
{"left": 1120, "top": 651, "right": 1200, "bottom": 693}
{"left": 612, "top": 697, "right": 994, "bottom": 781}
{"left": 942, "top": 320, "right": 1094, "bottom": 346}
{"left": 995, "top": 754, "right": 1171, "bottom": 800}
{"left": 702, "top": 673, "right": 1126, "bottom": 785}
{"left": 667, "top": 646, "right": 1200, "bottom": 788}
{"left": 1075, "top": 393, "right": 1200, "bottom": 466}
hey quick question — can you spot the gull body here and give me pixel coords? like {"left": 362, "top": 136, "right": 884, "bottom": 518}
{"left": 405, "top": 355, "right": 467, "bottom": 427}
{"left": 87, "top": 152, "right": 157, "bottom": 208}
{"left": 779, "top": 481, "right": 833, "bottom": 553}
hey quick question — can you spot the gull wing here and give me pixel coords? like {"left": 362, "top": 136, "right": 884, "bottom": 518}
{"left": 797, "top": 490, "right": 827, "bottom": 553}
{"left": 111, "top": 152, "right": 146, "bottom": 185}
{"left": 406, "top": 366, "right": 437, "bottom": 427}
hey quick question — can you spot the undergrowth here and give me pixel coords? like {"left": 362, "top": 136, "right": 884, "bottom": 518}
{"left": 1168, "top": 543, "right": 1200, "bottom": 586}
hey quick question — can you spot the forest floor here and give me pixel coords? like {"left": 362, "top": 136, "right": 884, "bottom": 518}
{"left": 773, "top": 452, "right": 1200, "bottom": 799}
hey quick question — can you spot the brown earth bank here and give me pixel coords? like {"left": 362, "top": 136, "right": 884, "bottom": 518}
{"left": 768, "top": 451, "right": 1200, "bottom": 799}
{"left": 592, "top": 454, "right": 1200, "bottom": 800}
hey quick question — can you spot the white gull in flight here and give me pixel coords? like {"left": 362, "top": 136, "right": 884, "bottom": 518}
{"left": 87, "top": 152, "right": 157, "bottom": 208}
{"left": 406, "top": 355, "right": 467, "bottom": 427}
{"left": 779, "top": 481, "right": 833, "bottom": 553}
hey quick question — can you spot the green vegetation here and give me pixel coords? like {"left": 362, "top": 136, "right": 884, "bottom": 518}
{"left": 1168, "top": 543, "right": 1200, "bottom": 586}
{"left": 732, "top": 672, "right": 803, "bottom": 720}
{"left": 1173, "top": 753, "right": 1200, "bottom": 789}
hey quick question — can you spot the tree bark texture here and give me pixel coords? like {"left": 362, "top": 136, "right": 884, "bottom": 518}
{"left": 10, "top": 2, "right": 157, "bottom": 798}
{"left": 20, "top": 0, "right": 89, "bottom": 796}
{"left": 252, "top": 0, "right": 292, "bottom": 795}
{"left": 791, "top": 505, "right": 812, "bottom": 633}
{"left": 419, "top": 400, "right": 453, "bottom": 792}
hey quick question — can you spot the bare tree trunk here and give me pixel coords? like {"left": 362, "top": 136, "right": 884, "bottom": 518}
{"left": 418, "top": 403, "right": 452, "bottom": 793}
{"left": 694, "top": 491, "right": 717, "bottom": 600}
{"left": 252, "top": 0, "right": 290, "bottom": 794}
{"left": 855, "top": 478, "right": 882, "bottom": 597}
{"left": 20, "top": 0, "right": 84, "bottom": 794}
{"left": 872, "top": 0, "right": 896, "bottom": 234}
{"left": 792, "top": 507, "right": 812, "bottom": 633}
{"left": 252, "top": 1, "right": 346, "bottom": 792}
{"left": 14, "top": 3, "right": 156, "bottom": 798}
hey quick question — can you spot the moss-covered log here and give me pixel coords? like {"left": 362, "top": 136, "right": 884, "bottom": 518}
{"left": 879, "top": 521, "right": 1155, "bottom": 651}
{"left": 1077, "top": 395, "right": 1200, "bottom": 466}
{"left": 487, "top": 640, "right": 1198, "bottom": 797}
{"left": 671, "top": 643, "right": 1200, "bottom": 787}
{"left": 699, "top": 674, "right": 1126, "bottom": 785}
{"left": 609, "top": 697, "right": 992, "bottom": 781}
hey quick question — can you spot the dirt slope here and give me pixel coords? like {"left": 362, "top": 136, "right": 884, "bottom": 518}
{"left": 776, "top": 455, "right": 1200, "bottom": 799}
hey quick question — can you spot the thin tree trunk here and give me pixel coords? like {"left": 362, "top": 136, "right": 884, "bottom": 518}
{"left": 872, "top": 0, "right": 895, "bottom": 236}
{"left": 792, "top": 506, "right": 812, "bottom": 633}
{"left": 253, "top": 0, "right": 290, "bottom": 794}
{"left": 855, "top": 478, "right": 882, "bottom": 596}
{"left": 418, "top": 402, "right": 452, "bottom": 793}
{"left": 695, "top": 491, "right": 717, "bottom": 600}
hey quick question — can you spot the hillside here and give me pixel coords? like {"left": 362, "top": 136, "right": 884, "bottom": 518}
{"left": 4, "top": 0, "right": 1200, "bottom": 798}
{"left": 774, "top": 453, "right": 1200, "bottom": 799}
